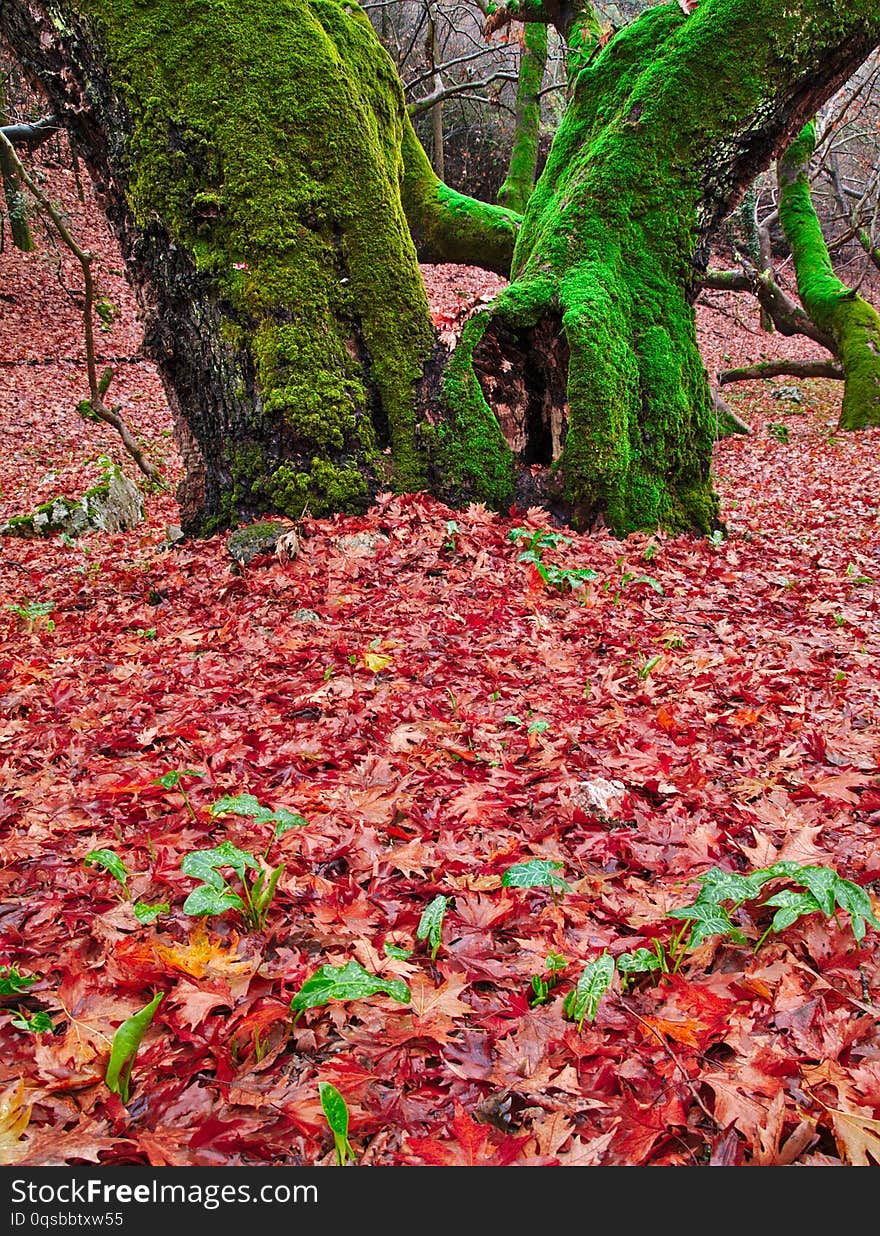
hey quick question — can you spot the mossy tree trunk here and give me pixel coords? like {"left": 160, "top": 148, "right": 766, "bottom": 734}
{"left": 3, "top": 0, "right": 880, "bottom": 538}
{"left": 0, "top": 0, "right": 517, "bottom": 534}
{"left": 778, "top": 121, "right": 880, "bottom": 430}
{"left": 497, "top": 24, "right": 548, "bottom": 215}
{"left": 455, "top": 0, "right": 880, "bottom": 533}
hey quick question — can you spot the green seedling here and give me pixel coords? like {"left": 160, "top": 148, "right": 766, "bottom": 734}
{"left": 10, "top": 1010, "right": 54, "bottom": 1035}
{"left": 209, "top": 793, "right": 309, "bottom": 848}
{"left": 563, "top": 952, "right": 615, "bottom": 1031}
{"left": 0, "top": 964, "right": 38, "bottom": 995}
{"left": 529, "top": 952, "right": 567, "bottom": 1007}
{"left": 152, "top": 768, "right": 206, "bottom": 820}
{"left": 508, "top": 527, "right": 598, "bottom": 594}
{"left": 5, "top": 600, "right": 55, "bottom": 633}
{"left": 290, "top": 960, "right": 410, "bottom": 1021}
{"left": 383, "top": 941, "right": 413, "bottom": 960}
{"left": 416, "top": 895, "right": 448, "bottom": 961}
{"left": 501, "top": 859, "right": 571, "bottom": 900}
{"left": 181, "top": 841, "right": 284, "bottom": 931}
{"left": 443, "top": 520, "right": 460, "bottom": 552}
{"left": 609, "top": 572, "right": 664, "bottom": 606}
{"left": 83, "top": 848, "right": 130, "bottom": 896}
{"left": 845, "top": 562, "right": 874, "bottom": 586}
{"left": 768, "top": 422, "right": 789, "bottom": 443}
{"left": 707, "top": 529, "right": 725, "bottom": 548}
{"left": 105, "top": 992, "right": 163, "bottom": 1104}
{"left": 319, "top": 1082, "right": 356, "bottom": 1166}
{"left": 637, "top": 654, "right": 663, "bottom": 680}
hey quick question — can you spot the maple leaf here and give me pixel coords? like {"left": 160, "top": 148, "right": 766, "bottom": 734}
{"left": 0, "top": 1078, "right": 31, "bottom": 1165}
{"left": 830, "top": 1109, "right": 880, "bottom": 1165}
{"left": 403, "top": 1103, "right": 529, "bottom": 1166}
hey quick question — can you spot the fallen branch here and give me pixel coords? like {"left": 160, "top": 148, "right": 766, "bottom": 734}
{"left": 718, "top": 357, "right": 843, "bottom": 385}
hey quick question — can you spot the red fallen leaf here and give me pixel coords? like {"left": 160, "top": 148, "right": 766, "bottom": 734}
{"left": 401, "top": 1102, "right": 529, "bottom": 1166}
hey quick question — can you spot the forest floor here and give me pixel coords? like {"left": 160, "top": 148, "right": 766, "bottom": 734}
{"left": 1, "top": 156, "right": 879, "bottom": 1169}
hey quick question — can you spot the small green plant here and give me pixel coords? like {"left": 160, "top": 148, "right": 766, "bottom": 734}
{"left": 290, "top": 961, "right": 410, "bottom": 1021}
{"left": 0, "top": 964, "right": 38, "bottom": 995}
{"left": 768, "top": 423, "right": 789, "bottom": 443}
{"left": 105, "top": 992, "right": 163, "bottom": 1104}
{"left": 10, "top": 1010, "right": 54, "bottom": 1035}
{"left": 152, "top": 767, "right": 206, "bottom": 820}
{"left": 5, "top": 599, "right": 55, "bottom": 632}
{"left": 845, "top": 562, "right": 874, "bottom": 586}
{"left": 573, "top": 861, "right": 880, "bottom": 1025}
{"left": 508, "top": 527, "right": 598, "bottom": 594}
{"left": 529, "top": 952, "right": 567, "bottom": 1007}
{"left": 416, "top": 895, "right": 448, "bottom": 961}
{"left": 637, "top": 654, "right": 663, "bottom": 680}
{"left": 83, "top": 848, "right": 130, "bottom": 896}
{"left": 443, "top": 520, "right": 460, "bottom": 552}
{"left": 563, "top": 952, "right": 615, "bottom": 1030}
{"left": 181, "top": 841, "right": 284, "bottom": 930}
{"left": 502, "top": 859, "right": 571, "bottom": 896}
{"left": 319, "top": 1082, "right": 356, "bottom": 1166}
{"left": 136, "top": 627, "right": 157, "bottom": 639}
{"left": 707, "top": 529, "right": 725, "bottom": 548}
{"left": 608, "top": 571, "right": 664, "bottom": 606}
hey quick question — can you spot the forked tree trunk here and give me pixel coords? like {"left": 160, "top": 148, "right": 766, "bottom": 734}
{"left": 2, "top": 0, "right": 880, "bottom": 537}
{"left": 450, "top": 0, "right": 880, "bottom": 532}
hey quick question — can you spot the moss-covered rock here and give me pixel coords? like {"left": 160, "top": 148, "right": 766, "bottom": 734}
{"left": 0, "top": 466, "right": 143, "bottom": 538}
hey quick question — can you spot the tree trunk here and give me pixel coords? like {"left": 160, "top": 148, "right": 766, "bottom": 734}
{"left": 3, "top": 0, "right": 880, "bottom": 538}
{"left": 778, "top": 121, "right": 880, "bottom": 430}
{"left": 0, "top": 0, "right": 443, "bottom": 534}
{"left": 497, "top": 24, "right": 548, "bottom": 214}
{"left": 446, "top": 0, "right": 880, "bottom": 534}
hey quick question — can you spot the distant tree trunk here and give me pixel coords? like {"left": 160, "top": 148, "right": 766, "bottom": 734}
{"left": 497, "top": 24, "right": 548, "bottom": 214}
{"left": 778, "top": 121, "right": 880, "bottom": 430}
{"left": 0, "top": 82, "right": 34, "bottom": 252}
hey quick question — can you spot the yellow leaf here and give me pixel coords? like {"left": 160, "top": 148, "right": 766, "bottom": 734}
{"left": 0, "top": 1079, "right": 32, "bottom": 1165}
{"left": 364, "top": 651, "right": 393, "bottom": 673}
{"left": 831, "top": 1110, "right": 880, "bottom": 1166}
{"left": 155, "top": 923, "right": 256, "bottom": 982}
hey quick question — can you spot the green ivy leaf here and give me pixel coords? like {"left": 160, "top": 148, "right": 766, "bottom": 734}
{"left": 181, "top": 842, "right": 258, "bottom": 886}
{"left": 210, "top": 793, "right": 274, "bottom": 821}
{"left": 666, "top": 901, "right": 748, "bottom": 948}
{"left": 0, "top": 965, "right": 38, "bottom": 995}
{"left": 762, "top": 888, "right": 823, "bottom": 934}
{"left": 383, "top": 942, "right": 412, "bottom": 960}
{"left": 501, "top": 859, "right": 570, "bottom": 893}
{"left": 616, "top": 948, "right": 662, "bottom": 976}
{"left": 83, "top": 848, "right": 129, "bottom": 890}
{"left": 790, "top": 866, "right": 838, "bottom": 917}
{"left": 152, "top": 769, "right": 204, "bottom": 790}
{"left": 832, "top": 877, "right": 880, "bottom": 944}
{"left": 132, "top": 901, "right": 169, "bottom": 925}
{"left": 182, "top": 884, "right": 245, "bottom": 918}
{"left": 563, "top": 952, "right": 615, "bottom": 1029}
{"left": 271, "top": 808, "right": 310, "bottom": 838}
{"left": 694, "top": 866, "right": 769, "bottom": 906}
{"left": 416, "top": 895, "right": 448, "bottom": 960}
{"left": 11, "top": 1010, "right": 54, "bottom": 1034}
{"left": 290, "top": 961, "right": 411, "bottom": 1013}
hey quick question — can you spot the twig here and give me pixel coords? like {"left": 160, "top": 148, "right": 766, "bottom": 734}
{"left": 0, "top": 129, "right": 165, "bottom": 487}
{"left": 616, "top": 994, "right": 718, "bottom": 1128}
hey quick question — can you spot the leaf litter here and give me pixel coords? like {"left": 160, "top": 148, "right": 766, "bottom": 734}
{"left": 0, "top": 161, "right": 879, "bottom": 1168}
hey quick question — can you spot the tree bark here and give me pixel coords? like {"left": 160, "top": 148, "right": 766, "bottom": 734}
{"left": 778, "top": 121, "right": 880, "bottom": 430}
{"left": 3, "top": 0, "right": 880, "bottom": 538}
{"left": 442, "top": 0, "right": 880, "bottom": 534}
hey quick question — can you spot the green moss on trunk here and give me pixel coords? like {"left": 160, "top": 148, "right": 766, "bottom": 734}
{"left": 778, "top": 121, "right": 880, "bottom": 431}
{"left": 497, "top": 24, "right": 547, "bottom": 215}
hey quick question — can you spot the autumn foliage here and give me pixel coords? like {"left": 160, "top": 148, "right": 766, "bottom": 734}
{"left": 1, "top": 161, "right": 880, "bottom": 1168}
